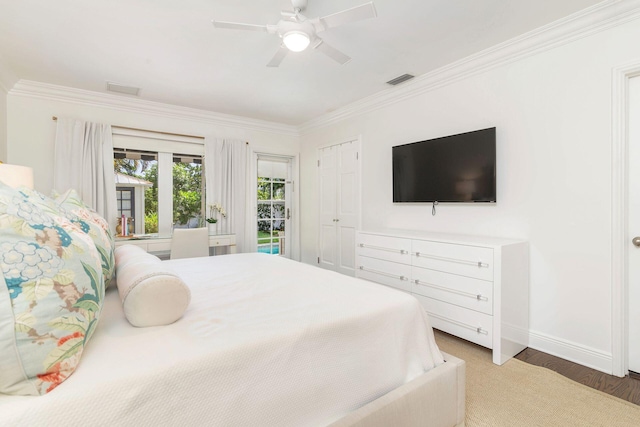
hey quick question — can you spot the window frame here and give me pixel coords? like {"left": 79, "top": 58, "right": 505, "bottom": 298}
{"left": 116, "top": 186, "right": 135, "bottom": 223}
{"left": 112, "top": 129, "right": 205, "bottom": 236}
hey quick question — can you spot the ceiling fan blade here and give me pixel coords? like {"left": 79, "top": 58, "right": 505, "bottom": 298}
{"left": 211, "top": 20, "right": 270, "bottom": 32}
{"left": 267, "top": 45, "right": 289, "bottom": 67}
{"left": 314, "top": 2, "right": 377, "bottom": 32}
{"left": 281, "top": 10, "right": 297, "bottom": 18}
{"left": 313, "top": 39, "right": 351, "bottom": 65}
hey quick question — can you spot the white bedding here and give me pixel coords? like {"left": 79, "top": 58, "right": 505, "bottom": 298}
{"left": 0, "top": 253, "right": 444, "bottom": 426}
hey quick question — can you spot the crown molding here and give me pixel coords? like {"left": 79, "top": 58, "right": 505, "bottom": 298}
{"left": 7, "top": 1, "right": 639, "bottom": 137}
{"left": 9, "top": 80, "right": 300, "bottom": 137}
{"left": 299, "top": 0, "right": 640, "bottom": 134}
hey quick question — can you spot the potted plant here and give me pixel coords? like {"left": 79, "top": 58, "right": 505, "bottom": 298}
{"left": 206, "top": 203, "right": 226, "bottom": 234}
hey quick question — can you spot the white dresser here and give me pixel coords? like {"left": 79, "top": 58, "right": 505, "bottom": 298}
{"left": 356, "top": 229, "right": 528, "bottom": 365}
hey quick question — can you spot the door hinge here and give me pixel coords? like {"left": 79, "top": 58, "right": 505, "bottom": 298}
{"left": 317, "top": 160, "right": 320, "bottom": 167}
{"left": 317, "top": 256, "right": 320, "bottom": 264}
{"left": 356, "top": 152, "right": 359, "bottom": 160}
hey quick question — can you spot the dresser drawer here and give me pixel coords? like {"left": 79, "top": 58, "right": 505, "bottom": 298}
{"left": 411, "top": 240, "right": 493, "bottom": 281}
{"left": 146, "top": 241, "right": 170, "bottom": 253}
{"left": 415, "top": 294, "right": 493, "bottom": 349}
{"left": 356, "top": 255, "right": 412, "bottom": 292}
{"left": 210, "top": 237, "right": 231, "bottom": 246}
{"left": 412, "top": 266, "right": 493, "bottom": 315}
{"left": 357, "top": 233, "right": 412, "bottom": 265}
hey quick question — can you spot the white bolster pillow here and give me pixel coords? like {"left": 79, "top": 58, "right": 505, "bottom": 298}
{"left": 114, "top": 245, "right": 191, "bottom": 327}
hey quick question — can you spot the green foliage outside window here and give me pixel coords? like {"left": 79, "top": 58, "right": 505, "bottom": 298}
{"left": 145, "top": 211, "right": 158, "bottom": 234}
{"left": 114, "top": 158, "right": 203, "bottom": 234}
{"left": 257, "top": 177, "right": 271, "bottom": 200}
{"left": 170, "top": 163, "right": 203, "bottom": 226}
{"left": 114, "top": 158, "right": 139, "bottom": 175}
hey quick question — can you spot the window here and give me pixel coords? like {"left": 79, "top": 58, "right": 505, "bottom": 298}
{"left": 257, "top": 158, "right": 288, "bottom": 255}
{"left": 112, "top": 129, "right": 205, "bottom": 235}
{"left": 172, "top": 154, "right": 204, "bottom": 228}
{"left": 116, "top": 187, "right": 134, "bottom": 220}
{"left": 114, "top": 149, "right": 158, "bottom": 234}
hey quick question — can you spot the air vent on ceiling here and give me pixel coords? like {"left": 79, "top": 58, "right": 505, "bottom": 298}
{"left": 386, "top": 74, "right": 415, "bottom": 86}
{"left": 106, "top": 82, "right": 140, "bottom": 96}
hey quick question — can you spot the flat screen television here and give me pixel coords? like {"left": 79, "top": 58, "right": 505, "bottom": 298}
{"left": 393, "top": 127, "right": 496, "bottom": 203}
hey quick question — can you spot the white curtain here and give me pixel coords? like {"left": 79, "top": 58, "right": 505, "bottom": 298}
{"left": 53, "top": 118, "right": 117, "bottom": 232}
{"left": 204, "top": 137, "right": 251, "bottom": 253}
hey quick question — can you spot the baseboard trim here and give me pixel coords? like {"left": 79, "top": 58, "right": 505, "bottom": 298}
{"left": 528, "top": 330, "right": 613, "bottom": 375}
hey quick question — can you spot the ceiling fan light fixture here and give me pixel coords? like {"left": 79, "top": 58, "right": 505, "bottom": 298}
{"left": 283, "top": 31, "right": 310, "bottom": 52}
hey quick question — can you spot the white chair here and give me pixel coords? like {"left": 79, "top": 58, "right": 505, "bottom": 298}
{"left": 170, "top": 227, "right": 210, "bottom": 260}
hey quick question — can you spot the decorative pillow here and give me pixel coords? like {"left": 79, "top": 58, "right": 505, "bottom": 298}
{"left": 115, "top": 245, "right": 191, "bottom": 327}
{"left": 54, "top": 189, "right": 115, "bottom": 288}
{"left": 0, "top": 182, "right": 105, "bottom": 395}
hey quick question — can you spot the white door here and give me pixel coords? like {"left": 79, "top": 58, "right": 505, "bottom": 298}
{"left": 257, "top": 155, "right": 293, "bottom": 258}
{"left": 318, "top": 140, "right": 359, "bottom": 276}
{"left": 336, "top": 141, "right": 358, "bottom": 276}
{"left": 628, "top": 75, "right": 640, "bottom": 374}
{"left": 319, "top": 145, "right": 338, "bottom": 270}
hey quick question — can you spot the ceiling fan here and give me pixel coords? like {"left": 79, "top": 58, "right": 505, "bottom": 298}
{"left": 211, "top": 0, "right": 377, "bottom": 67}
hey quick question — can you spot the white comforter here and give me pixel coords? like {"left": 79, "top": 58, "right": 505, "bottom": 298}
{"left": 0, "top": 253, "right": 444, "bottom": 426}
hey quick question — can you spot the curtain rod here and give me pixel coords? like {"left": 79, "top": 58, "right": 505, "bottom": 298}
{"left": 51, "top": 116, "right": 249, "bottom": 145}
{"left": 52, "top": 116, "right": 205, "bottom": 140}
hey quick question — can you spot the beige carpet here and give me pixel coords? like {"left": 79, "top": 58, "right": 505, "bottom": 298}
{"left": 434, "top": 331, "right": 640, "bottom": 427}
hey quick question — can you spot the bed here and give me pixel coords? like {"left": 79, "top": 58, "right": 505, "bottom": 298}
{"left": 0, "top": 251, "right": 464, "bottom": 426}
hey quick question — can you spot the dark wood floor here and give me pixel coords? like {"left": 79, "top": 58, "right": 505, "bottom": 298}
{"left": 515, "top": 347, "right": 640, "bottom": 406}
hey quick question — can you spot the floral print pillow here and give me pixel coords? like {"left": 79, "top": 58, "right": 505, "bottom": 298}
{"left": 54, "top": 189, "right": 115, "bottom": 288}
{"left": 0, "top": 182, "right": 105, "bottom": 395}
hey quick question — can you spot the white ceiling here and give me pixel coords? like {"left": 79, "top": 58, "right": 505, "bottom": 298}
{"left": 0, "top": 0, "right": 603, "bottom": 125}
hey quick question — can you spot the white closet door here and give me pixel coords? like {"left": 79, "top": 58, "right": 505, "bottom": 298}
{"left": 318, "top": 140, "right": 360, "bottom": 276}
{"left": 319, "top": 145, "right": 338, "bottom": 270}
{"left": 336, "top": 141, "right": 358, "bottom": 276}
{"left": 629, "top": 75, "right": 640, "bottom": 374}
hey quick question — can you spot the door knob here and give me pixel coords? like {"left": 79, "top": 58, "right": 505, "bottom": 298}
{"left": 633, "top": 237, "right": 640, "bottom": 247}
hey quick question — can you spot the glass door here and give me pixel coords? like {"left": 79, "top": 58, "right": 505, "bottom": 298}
{"left": 257, "top": 156, "right": 292, "bottom": 258}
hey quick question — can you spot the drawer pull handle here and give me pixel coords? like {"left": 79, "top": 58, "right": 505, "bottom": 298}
{"left": 359, "top": 243, "right": 409, "bottom": 255}
{"left": 359, "top": 266, "right": 409, "bottom": 281}
{"left": 428, "top": 313, "right": 489, "bottom": 335}
{"left": 413, "top": 280, "right": 489, "bottom": 302}
{"left": 413, "top": 252, "right": 489, "bottom": 268}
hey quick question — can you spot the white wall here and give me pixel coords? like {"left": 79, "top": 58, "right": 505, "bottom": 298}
{"left": 6, "top": 85, "right": 302, "bottom": 258}
{"left": 299, "top": 17, "right": 640, "bottom": 372}
{"left": 0, "top": 53, "right": 18, "bottom": 163}
{"left": 0, "top": 87, "right": 6, "bottom": 162}
{"left": 5, "top": 6, "right": 637, "bottom": 373}
{"left": 6, "top": 84, "right": 299, "bottom": 194}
